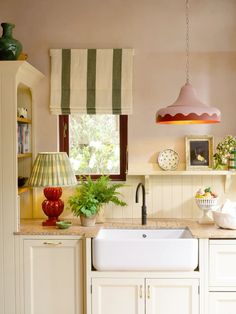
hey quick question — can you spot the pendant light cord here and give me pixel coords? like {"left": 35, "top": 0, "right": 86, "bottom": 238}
{"left": 185, "top": 0, "right": 190, "bottom": 84}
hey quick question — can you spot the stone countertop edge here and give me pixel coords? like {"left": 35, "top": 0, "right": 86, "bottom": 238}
{"left": 14, "top": 218, "right": 236, "bottom": 239}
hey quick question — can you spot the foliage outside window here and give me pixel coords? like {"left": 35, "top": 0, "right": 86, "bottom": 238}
{"left": 59, "top": 115, "right": 127, "bottom": 181}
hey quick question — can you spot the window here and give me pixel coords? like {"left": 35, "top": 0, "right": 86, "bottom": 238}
{"left": 59, "top": 115, "right": 127, "bottom": 181}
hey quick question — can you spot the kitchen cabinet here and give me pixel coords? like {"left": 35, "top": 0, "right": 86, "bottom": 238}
{"left": 146, "top": 278, "right": 199, "bottom": 314}
{"left": 92, "top": 278, "right": 144, "bottom": 314}
{"left": 209, "top": 240, "right": 236, "bottom": 287}
{"left": 22, "top": 238, "right": 83, "bottom": 314}
{"left": 209, "top": 292, "right": 236, "bottom": 314}
{"left": 0, "top": 61, "right": 44, "bottom": 314}
{"left": 91, "top": 277, "right": 199, "bottom": 314}
{"left": 209, "top": 240, "right": 236, "bottom": 313}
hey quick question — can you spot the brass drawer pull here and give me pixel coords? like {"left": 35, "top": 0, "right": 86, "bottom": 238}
{"left": 139, "top": 285, "right": 143, "bottom": 298}
{"left": 43, "top": 242, "right": 62, "bottom": 246}
{"left": 147, "top": 285, "right": 151, "bottom": 299}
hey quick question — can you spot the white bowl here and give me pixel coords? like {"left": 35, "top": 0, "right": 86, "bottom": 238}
{"left": 212, "top": 211, "right": 236, "bottom": 230}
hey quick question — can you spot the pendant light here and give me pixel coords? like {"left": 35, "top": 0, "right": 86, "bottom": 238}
{"left": 156, "top": 0, "right": 221, "bottom": 124}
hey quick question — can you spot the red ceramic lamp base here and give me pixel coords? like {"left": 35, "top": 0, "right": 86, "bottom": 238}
{"left": 42, "top": 187, "right": 64, "bottom": 226}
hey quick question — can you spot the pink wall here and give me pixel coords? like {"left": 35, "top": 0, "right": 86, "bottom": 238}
{"left": 1, "top": 0, "right": 236, "bottom": 166}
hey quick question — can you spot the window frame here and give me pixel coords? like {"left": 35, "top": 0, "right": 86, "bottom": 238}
{"left": 59, "top": 115, "right": 128, "bottom": 181}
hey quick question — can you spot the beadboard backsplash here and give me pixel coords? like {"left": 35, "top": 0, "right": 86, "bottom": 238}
{"left": 26, "top": 174, "right": 236, "bottom": 220}
{"left": 103, "top": 175, "right": 227, "bottom": 220}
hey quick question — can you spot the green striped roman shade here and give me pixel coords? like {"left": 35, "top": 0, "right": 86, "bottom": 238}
{"left": 50, "top": 49, "right": 133, "bottom": 115}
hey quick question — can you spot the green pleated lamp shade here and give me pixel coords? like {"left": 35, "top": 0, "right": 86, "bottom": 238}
{"left": 27, "top": 152, "right": 77, "bottom": 187}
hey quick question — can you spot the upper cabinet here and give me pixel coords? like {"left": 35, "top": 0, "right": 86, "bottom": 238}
{"left": 0, "top": 61, "right": 44, "bottom": 221}
{"left": 0, "top": 61, "right": 44, "bottom": 314}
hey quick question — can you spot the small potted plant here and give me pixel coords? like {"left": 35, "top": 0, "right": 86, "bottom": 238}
{"left": 68, "top": 175, "right": 127, "bottom": 226}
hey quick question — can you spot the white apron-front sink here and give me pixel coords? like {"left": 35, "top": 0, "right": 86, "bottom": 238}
{"left": 92, "top": 228, "right": 198, "bottom": 271}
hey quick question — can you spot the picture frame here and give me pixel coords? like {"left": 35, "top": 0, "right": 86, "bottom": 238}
{"left": 185, "top": 135, "right": 214, "bottom": 170}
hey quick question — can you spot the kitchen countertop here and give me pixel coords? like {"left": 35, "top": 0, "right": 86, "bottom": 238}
{"left": 15, "top": 218, "right": 236, "bottom": 239}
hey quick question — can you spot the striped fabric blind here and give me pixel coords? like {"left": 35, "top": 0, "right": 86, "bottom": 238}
{"left": 50, "top": 49, "right": 133, "bottom": 115}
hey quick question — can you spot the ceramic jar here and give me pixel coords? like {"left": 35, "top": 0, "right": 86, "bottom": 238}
{"left": 0, "top": 23, "right": 22, "bottom": 60}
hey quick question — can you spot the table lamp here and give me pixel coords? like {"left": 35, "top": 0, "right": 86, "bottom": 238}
{"left": 27, "top": 152, "right": 77, "bottom": 226}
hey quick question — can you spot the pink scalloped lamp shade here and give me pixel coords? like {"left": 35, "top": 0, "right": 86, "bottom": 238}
{"left": 156, "top": 83, "right": 221, "bottom": 124}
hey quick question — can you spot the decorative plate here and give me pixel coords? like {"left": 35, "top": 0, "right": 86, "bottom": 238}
{"left": 158, "top": 149, "right": 179, "bottom": 171}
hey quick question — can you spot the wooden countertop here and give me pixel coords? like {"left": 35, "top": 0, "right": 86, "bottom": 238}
{"left": 15, "top": 218, "right": 236, "bottom": 239}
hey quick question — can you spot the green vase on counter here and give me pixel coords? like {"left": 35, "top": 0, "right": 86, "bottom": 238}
{"left": 0, "top": 23, "right": 22, "bottom": 60}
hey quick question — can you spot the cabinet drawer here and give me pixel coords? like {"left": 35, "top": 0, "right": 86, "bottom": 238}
{"left": 209, "top": 292, "right": 236, "bottom": 314}
{"left": 209, "top": 241, "right": 236, "bottom": 288}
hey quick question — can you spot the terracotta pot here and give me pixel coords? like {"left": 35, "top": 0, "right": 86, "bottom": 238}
{"left": 80, "top": 215, "right": 96, "bottom": 227}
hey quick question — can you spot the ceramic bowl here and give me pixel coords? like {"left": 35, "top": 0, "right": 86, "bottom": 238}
{"left": 195, "top": 197, "right": 218, "bottom": 210}
{"left": 56, "top": 221, "right": 72, "bottom": 229}
{"left": 212, "top": 211, "right": 236, "bottom": 230}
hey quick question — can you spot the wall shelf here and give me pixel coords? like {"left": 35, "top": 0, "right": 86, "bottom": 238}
{"left": 17, "top": 117, "right": 32, "bottom": 124}
{"left": 128, "top": 170, "right": 232, "bottom": 176}
{"left": 127, "top": 163, "right": 236, "bottom": 193}
{"left": 18, "top": 153, "right": 32, "bottom": 159}
{"left": 18, "top": 187, "right": 30, "bottom": 195}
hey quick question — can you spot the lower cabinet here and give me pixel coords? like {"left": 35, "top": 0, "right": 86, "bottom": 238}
{"left": 209, "top": 241, "right": 236, "bottom": 287}
{"left": 92, "top": 278, "right": 144, "bottom": 314}
{"left": 209, "top": 240, "right": 236, "bottom": 314}
{"left": 146, "top": 278, "right": 199, "bottom": 314}
{"left": 209, "top": 292, "right": 236, "bottom": 314}
{"left": 22, "top": 238, "right": 83, "bottom": 314}
{"left": 91, "top": 277, "right": 199, "bottom": 314}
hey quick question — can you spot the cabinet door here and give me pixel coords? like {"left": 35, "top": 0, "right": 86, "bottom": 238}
{"left": 92, "top": 278, "right": 145, "bottom": 314}
{"left": 209, "top": 292, "right": 236, "bottom": 314}
{"left": 209, "top": 242, "right": 236, "bottom": 287}
{"left": 23, "top": 239, "right": 83, "bottom": 314}
{"left": 146, "top": 278, "right": 199, "bottom": 314}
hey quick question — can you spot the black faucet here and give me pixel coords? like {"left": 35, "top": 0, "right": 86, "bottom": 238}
{"left": 135, "top": 183, "right": 147, "bottom": 225}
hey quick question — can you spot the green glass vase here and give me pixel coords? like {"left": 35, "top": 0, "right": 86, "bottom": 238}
{"left": 0, "top": 23, "right": 22, "bottom": 60}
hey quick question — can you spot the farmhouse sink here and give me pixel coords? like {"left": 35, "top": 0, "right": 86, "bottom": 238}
{"left": 92, "top": 228, "right": 198, "bottom": 271}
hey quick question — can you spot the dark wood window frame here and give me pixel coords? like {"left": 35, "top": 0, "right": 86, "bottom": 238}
{"left": 59, "top": 115, "right": 128, "bottom": 181}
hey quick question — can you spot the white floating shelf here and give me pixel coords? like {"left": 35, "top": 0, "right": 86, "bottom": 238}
{"left": 128, "top": 162, "right": 234, "bottom": 176}
{"left": 127, "top": 163, "right": 236, "bottom": 192}
{"left": 128, "top": 170, "right": 232, "bottom": 176}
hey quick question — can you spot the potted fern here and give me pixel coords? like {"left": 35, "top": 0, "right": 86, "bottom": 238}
{"left": 68, "top": 175, "right": 127, "bottom": 226}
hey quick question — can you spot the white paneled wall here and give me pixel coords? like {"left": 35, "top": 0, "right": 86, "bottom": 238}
{"left": 29, "top": 174, "right": 234, "bottom": 220}
{"left": 103, "top": 175, "right": 227, "bottom": 219}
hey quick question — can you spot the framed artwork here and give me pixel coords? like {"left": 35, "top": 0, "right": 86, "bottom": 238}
{"left": 185, "top": 135, "right": 214, "bottom": 170}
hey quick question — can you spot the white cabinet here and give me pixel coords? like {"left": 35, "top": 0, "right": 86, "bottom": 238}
{"left": 0, "top": 61, "right": 44, "bottom": 314}
{"left": 91, "top": 277, "right": 199, "bottom": 314}
{"left": 209, "top": 240, "right": 236, "bottom": 314}
{"left": 22, "top": 238, "right": 83, "bottom": 314}
{"left": 146, "top": 278, "right": 199, "bottom": 314}
{"left": 209, "top": 241, "right": 236, "bottom": 287}
{"left": 209, "top": 292, "right": 236, "bottom": 314}
{"left": 92, "top": 278, "right": 144, "bottom": 314}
